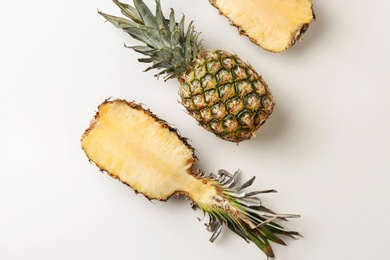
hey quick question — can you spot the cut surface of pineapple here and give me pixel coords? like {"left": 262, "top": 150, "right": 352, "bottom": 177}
{"left": 209, "top": 0, "right": 315, "bottom": 52}
{"left": 81, "top": 99, "right": 301, "bottom": 259}
{"left": 81, "top": 99, "right": 217, "bottom": 203}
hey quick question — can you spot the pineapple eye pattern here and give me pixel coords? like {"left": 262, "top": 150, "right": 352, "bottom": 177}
{"left": 182, "top": 50, "right": 273, "bottom": 142}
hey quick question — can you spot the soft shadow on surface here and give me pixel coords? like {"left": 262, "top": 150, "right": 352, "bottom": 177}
{"left": 250, "top": 1, "right": 328, "bottom": 145}
{"left": 167, "top": 193, "right": 193, "bottom": 207}
{"left": 279, "top": 0, "right": 327, "bottom": 57}
{"left": 252, "top": 104, "right": 289, "bottom": 145}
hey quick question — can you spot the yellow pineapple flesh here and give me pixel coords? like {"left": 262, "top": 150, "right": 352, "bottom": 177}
{"left": 209, "top": 0, "right": 315, "bottom": 52}
{"left": 81, "top": 99, "right": 301, "bottom": 259}
{"left": 81, "top": 99, "right": 217, "bottom": 204}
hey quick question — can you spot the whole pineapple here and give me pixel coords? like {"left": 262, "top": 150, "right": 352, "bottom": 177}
{"left": 99, "top": 0, "right": 274, "bottom": 143}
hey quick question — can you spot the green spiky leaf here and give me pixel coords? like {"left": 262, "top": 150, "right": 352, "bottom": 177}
{"left": 195, "top": 169, "right": 301, "bottom": 259}
{"left": 99, "top": 0, "right": 203, "bottom": 80}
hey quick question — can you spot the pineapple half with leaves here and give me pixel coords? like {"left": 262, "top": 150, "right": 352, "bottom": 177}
{"left": 209, "top": 0, "right": 315, "bottom": 52}
{"left": 81, "top": 99, "right": 301, "bottom": 259}
{"left": 98, "top": 0, "right": 274, "bottom": 143}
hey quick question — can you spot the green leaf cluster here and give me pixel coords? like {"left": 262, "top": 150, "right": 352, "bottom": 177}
{"left": 99, "top": 0, "right": 203, "bottom": 80}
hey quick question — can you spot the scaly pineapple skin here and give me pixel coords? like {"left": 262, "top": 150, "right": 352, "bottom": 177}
{"left": 178, "top": 50, "right": 274, "bottom": 143}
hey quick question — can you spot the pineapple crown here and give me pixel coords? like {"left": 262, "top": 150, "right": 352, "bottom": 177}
{"left": 196, "top": 169, "right": 301, "bottom": 259}
{"left": 99, "top": 0, "right": 204, "bottom": 80}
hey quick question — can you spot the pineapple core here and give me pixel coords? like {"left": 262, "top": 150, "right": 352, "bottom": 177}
{"left": 210, "top": 0, "right": 314, "bottom": 52}
{"left": 81, "top": 99, "right": 217, "bottom": 203}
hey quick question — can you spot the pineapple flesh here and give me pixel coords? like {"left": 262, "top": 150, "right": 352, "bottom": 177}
{"left": 81, "top": 99, "right": 301, "bottom": 259}
{"left": 81, "top": 99, "right": 214, "bottom": 203}
{"left": 98, "top": 0, "right": 274, "bottom": 143}
{"left": 209, "top": 0, "right": 315, "bottom": 52}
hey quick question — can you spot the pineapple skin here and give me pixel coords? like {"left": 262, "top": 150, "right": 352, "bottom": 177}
{"left": 178, "top": 49, "right": 274, "bottom": 143}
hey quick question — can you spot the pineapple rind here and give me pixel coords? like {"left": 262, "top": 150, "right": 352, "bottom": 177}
{"left": 209, "top": 0, "right": 315, "bottom": 52}
{"left": 178, "top": 49, "right": 274, "bottom": 143}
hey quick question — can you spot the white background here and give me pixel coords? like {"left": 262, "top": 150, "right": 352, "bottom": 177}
{"left": 1, "top": 1, "right": 389, "bottom": 259}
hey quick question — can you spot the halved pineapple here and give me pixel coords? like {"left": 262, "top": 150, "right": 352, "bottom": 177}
{"left": 209, "top": 0, "right": 315, "bottom": 52}
{"left": 81, "top": 99, "right": 216, "bottom": 204}
{"left": 81, "top": 99, "right": 301, "bottom": 258}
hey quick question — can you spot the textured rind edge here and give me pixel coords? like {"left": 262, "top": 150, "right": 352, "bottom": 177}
{"left": 81, "top": 98, "right": 198, "bottom": 201}
{"left": 209, "top": 0, "right": 316, "bottom": 53}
